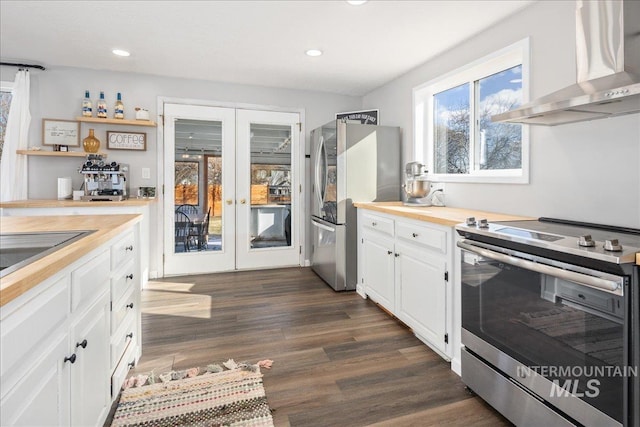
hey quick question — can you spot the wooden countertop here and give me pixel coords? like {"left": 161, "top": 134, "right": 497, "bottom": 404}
{"left": 0, "top": 214, "right": 141, "bottom": 306}
{"left": 0, "top": 198, "right": 156, "bottom": 208}
{"left": 353, "top": 201, "right": 532, "bottom": 227}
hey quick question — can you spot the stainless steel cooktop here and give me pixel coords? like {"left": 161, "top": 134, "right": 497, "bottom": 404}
{"left": 456, "top": 217, "right": 640, "bottom": 265}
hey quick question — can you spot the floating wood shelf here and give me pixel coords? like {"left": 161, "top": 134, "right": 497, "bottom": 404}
{"left": 17, "top": 150, "right": 107, "bottom": 157}
{"left": 76, "top": 117, "right": 156, "bottom": 127}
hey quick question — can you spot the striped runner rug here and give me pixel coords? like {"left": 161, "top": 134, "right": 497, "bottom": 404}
{"left": 111, "top": 362, "right": 274, "bottom": 427}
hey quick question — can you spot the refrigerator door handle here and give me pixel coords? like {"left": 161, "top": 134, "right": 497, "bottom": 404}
{"left": 314, "top": 135, "right": 325, "bottom": 209}
{"left": 311, "top": 218, "right": 336, "bottom": 232}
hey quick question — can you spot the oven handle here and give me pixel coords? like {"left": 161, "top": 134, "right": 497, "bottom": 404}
{"left": 457, "top": 240, "right": 621, "bottom": 293}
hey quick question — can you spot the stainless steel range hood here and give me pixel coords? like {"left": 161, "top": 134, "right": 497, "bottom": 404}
{"left": 492, "top": 0, "right": 640, "bottom": 126}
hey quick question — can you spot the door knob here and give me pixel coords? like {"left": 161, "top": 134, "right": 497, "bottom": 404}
{"left": 240, "top": 199, "right": 246, "bottom": 204}
{"left": 226, "top": 199, "right": 233, "bottom": 205}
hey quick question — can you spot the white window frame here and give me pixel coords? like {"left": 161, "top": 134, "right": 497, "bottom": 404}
{"left": 413, "top": 38, "right": 530, "bottom": 184}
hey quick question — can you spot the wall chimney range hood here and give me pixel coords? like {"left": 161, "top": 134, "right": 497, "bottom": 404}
{"left": 492, "top": 0, "right": 640, "bottom": 126}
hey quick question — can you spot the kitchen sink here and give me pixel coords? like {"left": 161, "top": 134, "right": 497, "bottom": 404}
{"left": 0, "top": 230, "right": 95, "bottom": 278}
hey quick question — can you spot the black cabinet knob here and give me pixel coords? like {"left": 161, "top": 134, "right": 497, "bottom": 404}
{"left": 126, "top": 302, "right": 134, "bottom": 309}
{"left": 125, "top": 245, "right": 134, "bottom": 251}
{"left": 126, "top": 332, "right": 134, "bottom": 339}
{"left": 76, "top": 339, "right": 88, "bottom": 349}
{"left": 394, "top": 253, "right": 400, "bottom": 257}
{"left": 64, "top": 354, "right": 76, "bottom": 364}
{"left": 128, "top": 361, "right": 135, "bottom": 369}
{"left": 387, "top": 250, "right": 393, "bottom": 255}
{"left": 126, "top": 274, "right": 134, "bottom": 280}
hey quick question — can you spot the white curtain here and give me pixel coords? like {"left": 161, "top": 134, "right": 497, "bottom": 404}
{"left": 0, "top": 69, "right": 31, "bottom": 202}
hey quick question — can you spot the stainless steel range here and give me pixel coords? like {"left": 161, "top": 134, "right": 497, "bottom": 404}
{"left": 456, "top": 217, "right": 640, "bottom": 427}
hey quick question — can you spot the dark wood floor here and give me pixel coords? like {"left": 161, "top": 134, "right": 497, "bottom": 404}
{"left": 124, "top": 267, "right": 511, "bottom": 426}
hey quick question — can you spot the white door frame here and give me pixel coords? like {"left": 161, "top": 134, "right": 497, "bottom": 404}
{"left": 155, "top": 97, "right": 306, "bottom": 278}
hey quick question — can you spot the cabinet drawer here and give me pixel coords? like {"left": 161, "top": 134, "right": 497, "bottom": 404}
{"left": 0, "top": 276, "right": 69, "bottom": 386}
{"left": 362, "top": 213, "right": 394, "bottom": 237}
{"left": 111, "top": 342, "right": 136, "bottom": 397}
{"left": 111, "top": 231, "right": 135, "bottom": 270}
{"left": 111, "top": 287, "right": 136, "bottom": 334}
{"left": 111, "top": 315, "right": 135, "bottom": 371}
{"left": 71, "top": 250, "right": 110, "bottom": 312}
{"left": 396, "top": 221, "right": 447, "bottom": 253}
{"left": 111, "top": 260, "right": 135, "bottom": 304}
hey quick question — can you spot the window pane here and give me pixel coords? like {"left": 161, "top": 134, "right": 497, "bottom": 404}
{"left": 433, "top": 83, "right": 470, "bottom": 174}
{"left": 0, "top": 90, "right": 13, "bottom": 159}
{"left": 478, "top": 65, "right": 522, "bottom": 170}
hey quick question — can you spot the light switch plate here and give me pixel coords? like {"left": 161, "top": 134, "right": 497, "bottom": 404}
{"left": 142, "top": 167, "right": 151, "bottom": 179}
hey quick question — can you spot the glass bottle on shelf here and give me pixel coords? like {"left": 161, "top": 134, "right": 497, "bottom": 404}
{"left": 97, "top": 91, "right": 107, "bottom": 118}
{"left": 82, "top": 90, "right": 92, "bottom": 117}
{"left": 114, "top": 92, "right": 124, "bottom": 119}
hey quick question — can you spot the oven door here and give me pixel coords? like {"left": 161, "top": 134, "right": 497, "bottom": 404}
{"left": 458, "top": 239, "right": 628, "bottom": 426}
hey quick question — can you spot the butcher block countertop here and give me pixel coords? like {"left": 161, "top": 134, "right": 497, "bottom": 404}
{"left": 0, "top": 198, "right": 156, "bottom": 208}
{"left": 0, "top": 214, "right": 141, "bottom": 306}
{"left": 353, "top": 202, "right": 532, "bottom": 227}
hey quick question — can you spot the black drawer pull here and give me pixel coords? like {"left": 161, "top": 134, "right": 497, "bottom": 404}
{"left": 578, "top": 294, "right": 586, "bottom": 299}
{"left": 128, "top": 361, "right": 135, "bottom": 369}
{"left": 126, "top": 274, "right": 134, "bottom": 280}
{"left": 76, "top": 339, "right": 88, "bottom": 349}
{"left": 394, "top": 253, "right": 400, "bottom": 257}
{"left": 126, "top": 332, "right": 134, "bottom": 339}
{"left": 387, "top": 250, "right": 393, "bottom": 255}
{"left": 125, "top": 245, "right": 134, "bottom": 251}
{"left": 126, "top": 302, "right": 134, "bottom": 309}
{"left": 64, "top": 354, "right": 76, "bottom": 364}
{"left": 412, "top": 233, "right": 419, "bottom": 238}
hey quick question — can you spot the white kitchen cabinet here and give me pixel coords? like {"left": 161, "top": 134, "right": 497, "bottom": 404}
{"left": 70, "top": 291, "right": 111, "bottom": 427}
{"left": 358, "top": 209, "right": 452, "bottom": 359}
{"left": 395, "top": 240, "right": 447, "bottom": 355}
{"left": 0, "top": 222, "right": 141, "bottom": 427}
{"left": 362, "top": 232, "right": 396, "bottom": 312}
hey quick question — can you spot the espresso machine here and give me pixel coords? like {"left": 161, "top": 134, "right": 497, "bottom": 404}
{"left": 402, "top": 161, "right": 431, "bottom": 206}
{"left": 79, "top": 154, "right": 129, "bottom": 201}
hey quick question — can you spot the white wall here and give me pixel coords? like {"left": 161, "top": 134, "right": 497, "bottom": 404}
{"left": 0, "top": 66, "right": 361, "bottom": 274}
{"left": 363, "top": 0, "right": 640, "bottom": 228}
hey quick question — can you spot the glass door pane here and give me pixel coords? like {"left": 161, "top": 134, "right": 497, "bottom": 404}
{"left": 249, "top": 123, "right": 292, "bottom": 249}
{"left": 174, "top": 119, "right": 222, "bottom": 253}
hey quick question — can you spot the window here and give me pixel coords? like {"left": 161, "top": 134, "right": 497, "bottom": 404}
{"left": 0, "top": 81, "right": 13, "bottom": 159}
{"left": 414, "top": 39, "right": 529, "bottom": 183}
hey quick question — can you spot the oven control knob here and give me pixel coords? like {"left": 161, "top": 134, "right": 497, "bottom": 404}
{"left": 604, "top": 239, "right": 623, "bottom": 252}
{"left": 478, "top": 219, "right": 489, "bottom": 228}
{"left": 578, "top": 234, "right": 596, "bottom": 247}
{"left": 465, "top": 217, "right": 477, "bottom": 226}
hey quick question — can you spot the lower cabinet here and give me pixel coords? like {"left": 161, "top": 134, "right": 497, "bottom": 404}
{"left": 0, "top": 223, "right": 141, "bottom": 427}
{"left": 358, "top": 209, "right": 452, "bottom": 359}
{"left": 70, "top": 291, "right": 111, "bottom": 427}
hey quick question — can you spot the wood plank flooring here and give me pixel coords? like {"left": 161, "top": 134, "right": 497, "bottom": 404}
{"left": 119, "top": 267, "right": 511, "bottom": 426}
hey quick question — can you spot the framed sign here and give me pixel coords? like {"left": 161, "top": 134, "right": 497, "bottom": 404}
{"left": 336, "top": 109, "right": 379, "bottom": 125}
{"left": 42, "top": 119, "right": 80, "bottom": 146}
{"left": 107, "top": 131, "right": 147, "bottom": 151}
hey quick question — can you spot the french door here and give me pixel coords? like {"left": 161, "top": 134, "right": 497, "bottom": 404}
{"left": 163, "top": 103, "right": 301, "bottom": 276}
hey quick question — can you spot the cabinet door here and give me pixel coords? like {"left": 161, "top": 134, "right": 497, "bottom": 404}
{"left": 362, "top": 233, "right": 395, "bottom": 312}
{"left": 0, "top": 333, "right": 70, "bottom": 426}
{"left": 395, "top": 241, "right": 447, "bottom": 354}
{"left": 70, "top": 291, "right": 110, "bottom": 427}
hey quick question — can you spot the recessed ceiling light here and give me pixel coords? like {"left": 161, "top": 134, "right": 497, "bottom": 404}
{"left": 306, "top": 49, "right": 323, "bottom": 57}
{"left": 347, "top": 0, "right": 368, "bottom": 5}
{"left": 112, "top": 49, "right": 130, "bottom": 57}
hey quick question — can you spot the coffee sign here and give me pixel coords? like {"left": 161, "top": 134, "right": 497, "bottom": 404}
{"left": 107, "top": 131, "right": 146, "bottom": 151}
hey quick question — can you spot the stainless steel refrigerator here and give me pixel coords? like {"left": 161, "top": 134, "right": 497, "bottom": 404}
{"left": 310, "top": 119, "right": 401, "bottom": 291}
